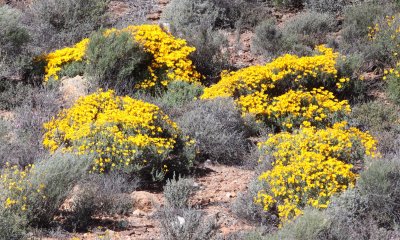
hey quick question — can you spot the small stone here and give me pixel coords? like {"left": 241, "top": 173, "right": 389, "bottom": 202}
{"left": 177, "top": 216, "right": 185, "bottom": 226}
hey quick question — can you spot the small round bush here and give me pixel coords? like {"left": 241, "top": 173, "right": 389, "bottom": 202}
{"left": 176, "top": 98, "right": 249, "bottom": 165}
{"left": 256, "top": 121, "right": 378, "bottom": 224}
{"left": 85, "top": 31, "right": 153, "bottom": 94}
{"left": 43, "top": 90, "right": 195, "bottom": 178}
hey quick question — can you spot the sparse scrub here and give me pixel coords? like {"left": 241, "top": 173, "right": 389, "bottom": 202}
{"left": 69, "top": 172, "right": 136, "bottom": 230}
{"left": 164, "top": 175, "right": 194, "bottom": 209}
{"left": 26, "top": 0, "right": 110, "bottom": 52}
{"left": 350, "top": 101, "right": 400, "bottom": 155}
{"left": 282, "top": 11, "right": 335, "bottom": 54}
{"left": 0, "top": 153, "right": 90, "bottom": 229}
{"left": 176, "top": 98, "right": 249, "bottom": 165}
{"left": 232, "top": 180, "right": 269, "bottom": 223}
{"left": 0, "top": 81, "right": 33, "bottom": 110}
{"left": 340, "top": 2, "right": 395, "bottom": 53}
{"left": 158, "top": 207, "right": 218, "bottom": 240}
{"left": 1, "top": 85, "right": 61, "bottom": 167}
{"left": 387, "top": 73, "right": 400, "bottom": 104}
{"left": 304, "top": 0, "right": 348, "bottom": 13}
{"left": 252, "top": 19, "right": 285, "bottom": 57}
{"left": 273, "top": 0, "right": 304, "bottom": 9}
{"left": 252, "top": 11, "right": 336, "bottom": 58}
{"left": 0, "top": 5, "right": 31, "bottom": 78}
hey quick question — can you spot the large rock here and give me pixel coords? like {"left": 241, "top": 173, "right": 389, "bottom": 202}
{"left": 60, "top": 75, "right": 88, "bottom": 107}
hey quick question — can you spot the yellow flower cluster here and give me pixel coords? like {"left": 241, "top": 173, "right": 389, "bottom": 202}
{"left": 0, "top": 164, "right": 45, "bottom": 212}
{"left": 43, "top": 38, "right": 89, "bottom": 81}
{"left": 43, "top": 90, "right": 188, "bottom": 173}
{"left": 256, "top": 122, "right": 378, "bottom": 224}
{"left": 201, "top": 46, "right": 349, "bottom": 119}
{"left": 42, "top": 25, "right": 202, "bottom": 89}
{"left": 122, "top": 25, "right": 202, "bottom": 88}
{"left": 261, "top": 87, "right": 351, "bottom": 131}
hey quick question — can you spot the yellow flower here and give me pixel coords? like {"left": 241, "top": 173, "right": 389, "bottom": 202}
{"left": 43, "top": 90, "right": 192, "bottom": 173}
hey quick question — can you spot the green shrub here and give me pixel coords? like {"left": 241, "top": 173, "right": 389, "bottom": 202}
{"left": 85, "top": 31, "right": 153, "bottom": 94}
{"left": 164, "top": 175, "right": 194, "bottom": 209}
{"left": 176, "top": 98, "right": 249, "bottom": 165}
{"left": 253, "top": 11, "right": 335, "bottom": 57}
{"left": 252, "top": 19, "right": 285, "bottom": 57}
{"left": 282, "top": 11, "right": 335, "bottom": 55}
{"left": 0, "top": 85, "right": 61, "bottom": 167}
{"left": 387, "top": 74, "right": 400, "bottom": 104}
{"left": 0, "top": 153, "right": 90, "bottom": 229}
{"left": 0, "top": 5, "right": 31, "bottom": 78}
{"left": 357, "top": 158, "right": 400, "bottom": 227}
{"left": 273, "top": 0, "right": 304, "bottom": 8}
{"left": 350, "top": 101, "right": 400, "bottom": 155}
{"left": 266, "top": 208, "right": 329, "bottom": 240}
{"left": 0, "top": 207, "right": 27, "bottom": 240}
{"left": 304, "top": 0, "right": 348, "bottom": 13}
{"left": 158, "top": 207, "right": 218, "bottom": 240}
{"left": 0, "top": 81, "right": 33, "bottom": 110}
{"left": 340, "top": 2, "right": 395, "bottom": 53}
{"left": 232, "top": 180, "right": 268, "bottom": 223}
{"left": 179, "top": 27, "right": 232, "bottom": 84}
{"left": 69, "top": 172, "right": 136, "bottom": 230}
{"left": 27, "top": 0, "right": 109, "bottom": 52}
{"left": 140, "top": 81, "right": 204, "bottom": 119}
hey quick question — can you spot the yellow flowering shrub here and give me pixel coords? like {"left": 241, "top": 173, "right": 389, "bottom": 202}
{"left": 42, "top": 25, "right": 201, "bottom": 90}
{"left": 261, "top": 87, "right": 351, "bottom": 131}
{"left": 0, "top": 164, "right": 41, "bottom": 213}
{"left": 201, "top": 46, "right": 350, "bottom": 121}
{"left": 43, "top": 38, "right": 90, "bottom": 81}
{"left": 43, "top": 90, "right": 194, "bottom": 175}
{"left": 256, "top": 122, "right": 378, "bottom": 224}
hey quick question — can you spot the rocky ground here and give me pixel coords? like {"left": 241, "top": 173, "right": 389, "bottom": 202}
{"left": 39, "top": 164, "right": 255, "bottom": 240}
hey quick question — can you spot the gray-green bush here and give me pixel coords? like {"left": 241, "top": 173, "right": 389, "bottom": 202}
{"left": 0, "top": 152, "right": 90, "bottom": 235}
{"left": 253, "top": 11, "right": 335, "bottom": 57}
{"left": 26, "top": 0, "right": 109, "bottom": 52}
{"left": 304, "top": 0, "right": 348, "bottom": 13}
{"left": 340, "top": 2, "right": 395, "bottom": 54}
{"left": 0, "top": 85, "right": 62, "bottom": 167}
{"left": 282, "top": 11, "right": 335, "bottom": 55}
{"left": 85, "top": 31, "right": 153, "bottom": 94}
{"left": 350, "top": 101, "right": 400, "bottom": 155}
{"left": 158, "top": 207, "right": 218, "bottom": 240}
{"left": 164, "top": 175, "right": 194, "bottom": 209}
{"left": 69, "top": 172, "right": 136, "bottom": 230}
{"left": 176, "top": 98, "right": 249, "bottom": 165}
{"left": 0, "top": 5, "right": 31, "bottom": 78}
{"left": 252, "top": 19, "right": 284, "bottom": 58}
{"left": 273, "top": 0, "right": 304, "bottom": 8}
{"left": 232, "top": 180, "right": 268, "bottom": 223}
{"left": 387, "top": 73, "right": 400, "bottom": 105}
